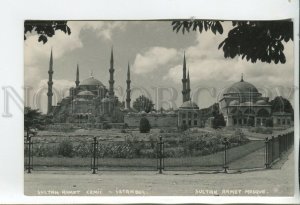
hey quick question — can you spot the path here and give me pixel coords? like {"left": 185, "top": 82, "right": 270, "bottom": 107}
{"left": 24, "top": 151, "right": 295, "bottom": 196}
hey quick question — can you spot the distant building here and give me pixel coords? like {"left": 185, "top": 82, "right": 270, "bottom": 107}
{"left": 124, "top": 52, "right": 204, "bottom": 128}
{"left": 177, "top": 53, "right": 203, "bottom": 128}
{"left": 219, "top": 74, "right": 293, "bottom": 127}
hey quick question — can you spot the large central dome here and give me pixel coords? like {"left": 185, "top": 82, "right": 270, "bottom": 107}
{"left": 224, "top": 77, "right": 258, "bottom": 95}
{"left": 80, "top": 76, "right": 104, "bottom": 86}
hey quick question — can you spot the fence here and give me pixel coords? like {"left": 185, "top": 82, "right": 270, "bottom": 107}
{"left": 24, "top": 131, "right": 294, "bottom": 174}
{"left": 265, "top": 131, "right": 294, "bottom": 168}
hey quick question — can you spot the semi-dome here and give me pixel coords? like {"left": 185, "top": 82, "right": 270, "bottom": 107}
{"left": 80, "top": 76, "right": 104, "bottom": 86}
{"left": 77, "top": 90, "right": 95, "bottom": 96}
{"left": 180, "top": 101, "right": 199, "bottom": 109}
{"left": 240, "top": 101, "right": 253, "bottom": 106}
{"left": 256, "top": 99, "right": 267, "bottom": 105}
{"left": 229, "top": 100, "right": 239, "bottom": 106}
{"left": 224, "top": 76, "right": 259, "bottom": 95}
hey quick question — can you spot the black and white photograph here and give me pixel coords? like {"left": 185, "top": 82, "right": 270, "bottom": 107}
{"left": 24, "top": 19, "right": 295, "bottom": 196}
{"left": 0, "top": 0, "right": 298, "bottom": 204}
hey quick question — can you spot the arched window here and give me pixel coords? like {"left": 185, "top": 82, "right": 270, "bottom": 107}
{"left": 244, "top": 108, "right": 255, "bottom": 115}
{"left": 257, "top": 109, "right": 269, "bottom": 117}
{"left": 237, "top": 110, "right": 243, "bottom": 116}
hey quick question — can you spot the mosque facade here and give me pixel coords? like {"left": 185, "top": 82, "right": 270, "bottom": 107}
{"left": 47, "top": 48, "right": 130, "bottom": 124}
{"left": 219, "top": 75, "right": 293, "bottom": 127}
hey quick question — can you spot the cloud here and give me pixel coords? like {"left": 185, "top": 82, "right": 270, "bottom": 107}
{"left": 132, "top": 47, "right": 179, "bottom": 74}
{"left": 72, "top": 21, "right": 127, "bottom": 40}
{"left": 164, "top": 29, "right": 294, "bottom": 92}
{"left": 24, "top": 21, "right": 127, "bottom": 66}
{"left": 24, "top": 21, "right": 127, "bottom": 93}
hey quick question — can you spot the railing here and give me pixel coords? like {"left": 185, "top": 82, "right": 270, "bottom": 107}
{"left": 25, "top": 131, "right": 294, "bottom": 174}
{"left": 265, "top": 131, "right": 294, "bottom": 168}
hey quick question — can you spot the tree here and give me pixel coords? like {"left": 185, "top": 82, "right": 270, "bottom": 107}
{"left": 133, "top": 95, "right": 154, "bottom": 113}
{"left": 24, "top": 107, "right": 43, "bottom": 139}
{"left": 270, "top": 96, "right": 294, "bottom": 119}
{"left": 212, "top": 109, "right": 226, "bottom": 129}
{"left": 24, "top": 20, "right": 71, "bottom": 44}
{"left": 139, "top": 117, "right": 151, "bottom": 133}
{"left": 172, "top": 20, "right": 293, "bottom": 64}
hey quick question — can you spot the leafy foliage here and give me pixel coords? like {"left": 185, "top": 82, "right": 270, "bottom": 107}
{"left": 172, "top": 20, "right": 293, "bottom": 64}
{"left": 139, "top": 117, "right": 151, "bottom": 133}
{"left": 24, "top": 20, "right": 71, "bottom": 44}
{"left": 270, "top": 96, "right": 294, "bottom": 118}
{"left": 133, "top": 95, "right": 154, "bottom": 113}
{"left": 172, "top": 20, "right": 224, "bottom": 34}
{"left": 24, "top": 107, "right": 43, "bottom": 132}
{"left": 103, "top": 122, "right": 112, "bottom": 129}
{"left": 180, "top": 123, "right": 189, "bottom": 131}
{"left": 212, "top": 107, "right": 226, "bottom": 129}
{"left": 58, "top": 139, "right": 74, "bottom": 157}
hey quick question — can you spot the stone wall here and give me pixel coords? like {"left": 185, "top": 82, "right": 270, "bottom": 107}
{"left": 124, "top": 113, "right": 177, "bottom": 128}
{"left": 47, "top": 122, "right": 125, "bottom": 130}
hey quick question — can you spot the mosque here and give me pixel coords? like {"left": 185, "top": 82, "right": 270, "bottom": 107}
{"left": 47, "top": 48, "right": 130, "bottom": 124}
{"left": 219, "top": 75, "right": 272, "bottom": 127}
{"left": 219, "top": 75, "right": 293, "bottom": 127}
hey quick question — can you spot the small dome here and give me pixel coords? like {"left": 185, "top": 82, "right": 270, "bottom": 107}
{"left": 77, "top": 90, "right": 94, "bottom": 96}
{"left": 180, "top": 101, "right": 199, "bottom": 109}
{"left": 81, "top": 76, "right": 104, "bottom": 86}
{"left": 229, "top": 100, "right": 239, "bottom": 106}
{"left": 256, "top": 99, "right": 267, "bottom": 105}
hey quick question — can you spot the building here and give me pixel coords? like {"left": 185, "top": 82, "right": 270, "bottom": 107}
{"left": 47, "top": 48, "right": 131, "bottom": 124}
{"left": 124, "top": 52, "right": 203, "bottom": 128}
{"left": 272, "top": 112, "right": 293, "bottom": 127}
{"left": 219, "top": 74, "right": 272, "bottom": 127}
{"left": 177, "top": 53, "right": 203, "bottom": 128}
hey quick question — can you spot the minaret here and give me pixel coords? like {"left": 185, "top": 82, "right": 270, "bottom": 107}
{"left": 186, "top": 70, "right": 191, "bottom": 101}
{"left": 47, "top": 49, "right": 54, "bottom": 114}
{"left": 126, "top": 62, "right": 131, "bottom": 109}
{"left": 241, "top": 73, "right": 244, "bottom": 82}
{"left": 182, "top": 52, "right": 187, "bottom": 103}
{"left": 109, "top": 47, "right": 115, "bottom": 98}
{"left": 75, "top": 64, "right": 80, "bottom": 87}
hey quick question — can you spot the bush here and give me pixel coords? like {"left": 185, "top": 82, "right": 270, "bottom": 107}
{"left": 58, "top": 139, "right": 74, "bottom": 157}
{"left": 140, "top": 117, "right": 151, "bottom": 133}
{"left": 212, "top": 113, "right": 226, "bottom": 129}
{"left": 103, "top": 123, "right": 112, "bottom": 129}
{"left": 180, "top": 124, "right": 188, "bottom": 132}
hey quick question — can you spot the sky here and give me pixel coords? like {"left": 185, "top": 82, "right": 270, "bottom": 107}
{"left": 24, "top": 21, "right": 294, "bottom": 113}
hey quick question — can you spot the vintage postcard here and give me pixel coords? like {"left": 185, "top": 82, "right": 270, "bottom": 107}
{"left": 24, "top": 19, "right": 296, "bottom": 198}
